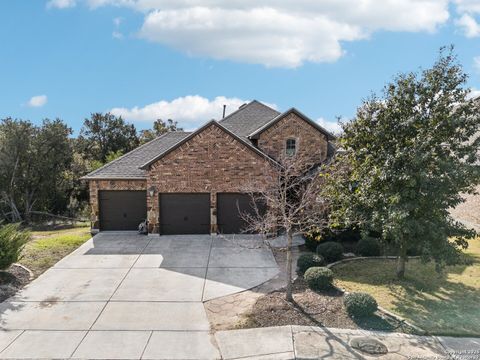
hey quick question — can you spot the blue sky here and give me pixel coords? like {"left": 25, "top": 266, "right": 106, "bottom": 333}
{"left": 1, "top": 0, "right": 479, "bottom": 134}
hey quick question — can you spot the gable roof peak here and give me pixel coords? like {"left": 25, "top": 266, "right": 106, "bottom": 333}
{"left": 139, "top": 119, "right": 277, "bottom": 169}
{"left": 248, "top": 107, "right": 336, "bottom": 140}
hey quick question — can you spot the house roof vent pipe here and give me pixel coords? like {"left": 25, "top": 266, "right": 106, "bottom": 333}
{"left": 222, "top": 104, "right": 226, "bottom": 119}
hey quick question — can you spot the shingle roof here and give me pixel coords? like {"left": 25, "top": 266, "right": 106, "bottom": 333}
{"left": 81, "top": 131, "right": 191, "bottom": 179}
{"left": 248, "top": 107, "right": 336, "bottom": 141}
{"left": 140, "top": 120, "right": 277, "bottom": 169}
{"left": 219, "top": 100, "right": 280, "bottom": 138}
{"left": 83, "top": 100, "right": 335, "bottom": 180}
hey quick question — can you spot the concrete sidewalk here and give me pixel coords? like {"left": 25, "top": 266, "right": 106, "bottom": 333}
{"left": 215, "top": 326, "right": 480, "bottom": 360}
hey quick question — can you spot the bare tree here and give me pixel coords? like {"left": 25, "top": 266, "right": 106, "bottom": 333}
{"left": 241, "top": 155, "right": 328, "bottom": 302}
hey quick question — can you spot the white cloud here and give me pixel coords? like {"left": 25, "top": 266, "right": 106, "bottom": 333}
{"left": 454, "top": 0, "right": 480, "bottom": 14}
{"left": 57, "top": 0, "right": 450, "bottom": 67}
{"left": 456, "top": 13, "right": 480, "bottom": 37}
{"left": 46, "top": 0, "right": 76, "bottom": 9}
{"left": 110, "top": 95, "right": 267, "bottom": 128}
{"left": 316, "top": 117, "right": 342, "bottom": 135}
{"left": 26, "top": 95, "right": 48, "bottom": 108}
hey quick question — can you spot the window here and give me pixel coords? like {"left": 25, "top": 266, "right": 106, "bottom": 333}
{"left": 286, "top": 138, "right": 296, "bottom": 156}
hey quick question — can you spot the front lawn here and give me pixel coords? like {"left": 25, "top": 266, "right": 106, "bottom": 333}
{"left": 334, "top": 238, "right": 480, "bottom": 337}
{"left": 20, "top": 223, "right": 91, "bottom": 277}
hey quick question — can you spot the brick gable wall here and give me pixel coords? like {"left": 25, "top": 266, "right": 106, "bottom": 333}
{"left": 146, "top": 123, "right": 274, "bottom": 233}
{"left": 257, "top": 112, "right": 328, "bottom": 166}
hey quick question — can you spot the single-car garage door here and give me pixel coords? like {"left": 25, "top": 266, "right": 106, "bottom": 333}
{"left": 160, "top": 193, "right": 210, "bottom": 235}
{"left": 99, "top": 190, "right": 147, "bottom": 231}
{"left": 217, "top": 193, "right": 264, "bottom": 234}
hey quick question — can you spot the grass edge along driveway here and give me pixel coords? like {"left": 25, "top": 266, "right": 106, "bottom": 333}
{"left": 334, "top": 238, "right": 480, "bottom": 337}
{"left": 20, "top": 224, "right": 91, "bottom": 277}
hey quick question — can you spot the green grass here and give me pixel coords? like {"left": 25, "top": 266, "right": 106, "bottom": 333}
{"left": 334, "top": 238, "right": 480, "bottom": 337}
{"left": 20, "top": 225, "right": 91, "bottom": 277}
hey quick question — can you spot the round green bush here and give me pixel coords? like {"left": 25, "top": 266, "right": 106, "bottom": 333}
{"left": 344, "top": 292, "right": 378, "bottom": 318}
{"left": 356, "top": 237, "right": 381, "bottom": 257}
{"left": 297, "top": 253, "right": 324, "bottom": 274}
{"left": 304, "top": 267, "right": 334, "bottom": 291}
{"left": 316, "top": 242, "right": 343, "bottom": 263}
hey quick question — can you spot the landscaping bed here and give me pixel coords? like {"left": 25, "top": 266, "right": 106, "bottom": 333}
{"left": 0, "top": 264, "right": 31, "bottom": 302}
{"left": 239, "top": 276, "right": 418, "bottom": 334}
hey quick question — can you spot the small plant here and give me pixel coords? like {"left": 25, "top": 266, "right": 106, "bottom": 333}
{"left": 356, "top": 237, "right": 381, "bottom": 257}
{"left": 297, "top": 253, "right": 324, "bottom": 274}
{"left": 0, "top": 223, "right": 30, "bottom": 270}
{"left": 304, "top": 266, "right": 334, "bottom": 291}
{"left": 344, "top": 292, "right": 378, "bottom": 318}
{"left": 316, "top": 242, "right": 343, "bottom": 263}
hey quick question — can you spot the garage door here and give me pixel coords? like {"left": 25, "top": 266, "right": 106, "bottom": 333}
{"left": 217, "top": 193, "right": 265, "bottom": 234}
{"left": 159, "top": 193, "right": 210, "bottom": 234}
{"left": 99, "top": 190, "right": 147, "bottom": 231}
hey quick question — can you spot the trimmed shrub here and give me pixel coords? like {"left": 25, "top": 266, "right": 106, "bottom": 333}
{"left": 304, "top": 267, "right": 334, "bottom": 291}
{"left": 316, "top": 242, "right": 343, "bottom": 263}
{"left": 0, "top": 223, "right": 30, "bottom": 270}
{"left": 356, "top": 237, "right": 381, "bottom": 257}
{"left": 297, "top": 253, "right": 324, "bottom": 274}
{"left": 344, "top": 292, "right": 378, "bottom": 318}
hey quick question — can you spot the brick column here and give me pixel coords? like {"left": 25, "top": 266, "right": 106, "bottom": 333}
{"left": 210, "top": 192, "right": 217, "bottom": 234}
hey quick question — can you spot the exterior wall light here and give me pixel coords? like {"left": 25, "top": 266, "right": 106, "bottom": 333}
{"left": 148, "top": 186, "right": 156, "bottom": 197}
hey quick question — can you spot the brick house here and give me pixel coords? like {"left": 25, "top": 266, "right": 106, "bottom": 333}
{"left": 83, "top": 100, "right": 335, "bottom": 234}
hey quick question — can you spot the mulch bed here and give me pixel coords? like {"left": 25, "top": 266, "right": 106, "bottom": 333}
{"left": 240, "top": 277, "right": 418, "bottom": 334}
{"left": 0, "top": 265, "right": 32, "bottom": 302}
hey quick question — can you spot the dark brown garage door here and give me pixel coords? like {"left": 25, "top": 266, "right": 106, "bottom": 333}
{"left": 159, "top": 193, "right": 210, "bottom": 235}
{"left": 99, "top": 190, "right": 147, "bottom": 231}
{"left": 217, "top": 193, "right": 265, "bottom": 234}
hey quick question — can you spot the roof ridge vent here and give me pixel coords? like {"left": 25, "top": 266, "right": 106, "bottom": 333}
{"left": 239, "top": 103, "right": 248, "bottom": 109}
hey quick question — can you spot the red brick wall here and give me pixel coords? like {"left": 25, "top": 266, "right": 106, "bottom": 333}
{"left": 146, "top": 123, "right": 274, "bottom": 233}
{"left": 257, "top": 112, "right": 328, "bottom": 166}
{"left": 88, "top": 179, "right": 147, "bottom": 230}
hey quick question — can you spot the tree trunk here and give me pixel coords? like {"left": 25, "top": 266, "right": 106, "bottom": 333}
{"left": 396, "top": 243, "right": 407, "bottom": 279}
{"left": 285, "top": 228, "right": 294, "bottom": 302}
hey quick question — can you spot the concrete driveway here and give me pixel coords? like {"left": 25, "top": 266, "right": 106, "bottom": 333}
{"left": 0, "top": 233, "right": 279, "bottom": 359}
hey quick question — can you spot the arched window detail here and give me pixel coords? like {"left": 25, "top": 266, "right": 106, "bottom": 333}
{"left": 286, "top": 138, "right": 296, "bottom": 156}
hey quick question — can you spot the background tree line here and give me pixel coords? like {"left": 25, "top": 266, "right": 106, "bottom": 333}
{"left": 0, "top": 115, "right": 182, "bottom": 223}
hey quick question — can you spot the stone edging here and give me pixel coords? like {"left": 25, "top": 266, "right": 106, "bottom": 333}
{"left": 326, "top": 255, "right": 426, "bottom": 335}
{"left": 12, "top": 263, "right": 34, "bottom": 281}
